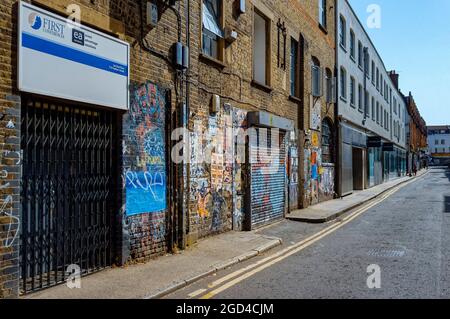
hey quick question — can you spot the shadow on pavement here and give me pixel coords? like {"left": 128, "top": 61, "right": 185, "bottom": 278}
{"left": 445, "top": 196, "right": 450, "bottom": 213}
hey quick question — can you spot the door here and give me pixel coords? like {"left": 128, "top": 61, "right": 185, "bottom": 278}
{"left": 20, "top": 96, "right": 118, "bottom": 293}
{"left": 352, "top": 147, "right": 364, "bottom": 190}
{"left": 248, "top": 127, "right": 286, "bottom": 229}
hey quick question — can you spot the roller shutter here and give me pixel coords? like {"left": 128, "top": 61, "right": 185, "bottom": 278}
{"left": 249, "top": 127, "right": 286, "bottom": 228}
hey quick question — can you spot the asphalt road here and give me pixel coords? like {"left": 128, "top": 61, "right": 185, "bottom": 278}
{"left": 167, "top": 167, "right": 450, "bottom": 299}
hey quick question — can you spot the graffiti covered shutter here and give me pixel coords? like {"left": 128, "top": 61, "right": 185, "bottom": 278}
{"left": 249, "top": 128, "right": 286, "bottom": 228}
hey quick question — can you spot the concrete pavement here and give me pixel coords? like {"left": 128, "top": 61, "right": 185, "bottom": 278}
{"left": 24, "top": 231, "right": 282, "bottom": 299}
{"left": 287, "top": 170, "right": 427, "bottom": 223}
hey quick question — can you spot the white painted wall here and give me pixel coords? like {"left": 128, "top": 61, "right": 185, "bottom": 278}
{"left": 336, "top": 0, "right": 406, "bottom": 149}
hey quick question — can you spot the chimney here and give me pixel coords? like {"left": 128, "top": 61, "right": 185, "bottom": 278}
{"left": 388, "top": 70, "right": 399, "bottom": 90}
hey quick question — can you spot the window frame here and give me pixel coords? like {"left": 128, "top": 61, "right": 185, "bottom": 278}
{"left": 201, "top": 0, "right": 225, "bottom": 61}
{"left": 350, "top": 76, "right": 356, "bottom": 106}
{"left": 252, "top": 8, "right": 272, "bottom": 88}
{"left": 319, "top": 0, "right": 327, "bottom": 29}
{"left": 349, "top": 29, "right": 355, "bottom": 60}
{"left": 339, "top": 15, "right": 347, "bottom": 49}
{"left": 289, "top": 37, "right": 301, "bottom": 98}
{"left": 340, "top": 67, "right": 347, "bottom": 100}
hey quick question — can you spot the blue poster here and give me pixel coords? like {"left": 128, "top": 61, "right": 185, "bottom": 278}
{"left": 125, "top": 82, "right": 167, "bottom": 216}
{"left": 311, "top": 164, "right": 319, "bottom": 180}
{"left": 126, "top": 170, "right": 166, "bottom": 215}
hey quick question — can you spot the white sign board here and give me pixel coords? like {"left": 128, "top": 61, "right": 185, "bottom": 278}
{"left": 18, "top": 1, "right": 129, "bottom": 110}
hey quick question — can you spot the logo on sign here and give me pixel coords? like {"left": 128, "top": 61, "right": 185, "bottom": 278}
{"left": 28, "top": 13, "right": 42, "bottom": 30}
{"left": 72, "top": 29, "right": 84, "bottom": 46}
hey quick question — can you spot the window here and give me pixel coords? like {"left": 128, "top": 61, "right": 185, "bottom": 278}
{"left": 376, "top": 68, "right": 379, "bottom": 89}
{"left": 319, "top": 0, "right": 327, "bottom": 28}
{"left": 340, "top": 67, "right": 347, "bottom": 99}
{"left": 311, "top": 58, "right": 322, "bottom": 97}
{"left": 385, "top": 110, "right": 388, "bottom": 130}
{"left": 371, "top": 97, "right": 375, "bottom": 120}
{"left": 358, "top": 41, "right": 363, "bottom": 67}
{"left": 358, "top": 84, "right": 363, "bottom": 111}
{"left": 394, "top": 97, "right": 397, "bottom": 114}
{"left": 442, "top": 140, "right": 446, "bottom": 145}
{"left": 380, "top": 107, "right": 383, "bottom": 127}
{"left": 350, "top": 77, "right": 355, "bottom": 106}
{"left": 339, "top": 15, "right": 346, "bottom": 48}
{"left": 290, "top": 38, "right": 299, "bottom": 97}
{"left": 325, "top": 68, "right": 335, "bottom": 103}
{"left": 322, "top": 119, "right": 334, "bottom": 163}
{"left": 202, "top": 0, "right": 224, "bottom": 59}
{"left": 380, "top": 76, "right": 383, "bottom": 95}
{"left": 365, "top": 52, "right": 370, "bottom": 77}
{"left": 376, "top": 101, "right": 380, "bottom": 123}
{"left": 253, "top": 10, "right": 270, "bottom": 86}
{"left": 365, "top": 90, "right": 369, "bottom": 116}
{"left": 350, "top": 30, "right": 355, "bottom": 59}
{"left": 371, "top": 61, "right": 375, "bottom": 83}
{"left": 435, "top": 140, "right": 440, "bottom": 145}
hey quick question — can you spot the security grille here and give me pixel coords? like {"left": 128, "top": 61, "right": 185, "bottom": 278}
{"left": 20, "top": 96, "right": 117, "bottom": 294}
{"left": 249, "top": 128, "right": 286, "bottom": 229}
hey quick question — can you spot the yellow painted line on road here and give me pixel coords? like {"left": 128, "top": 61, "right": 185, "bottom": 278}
{"left": 187, "top": 288, "right": 208, "bottom": 298}
{"left": 199, "top": 173, "right": 428, "bottom": 299}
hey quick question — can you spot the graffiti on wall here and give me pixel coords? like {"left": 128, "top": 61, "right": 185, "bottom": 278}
{"left": 125, "top": 82, "right": 167, "bottom": 216}
{"left": 0, "top": 135, "right": 21, "bottom": 248}
{"left": 189, "top": 103, "right": 237, "bottom": 234}
{"left": 288, "top": 146, "right": 299, "bottom": 210}
{"left": 232, "top": 108, "right": 248, "bottom": 231}
{"left": 304, "top": 129, "right": 335, "bottom": 205}
{"left": 310, "top": 98, "right": 321, "bottom": 131}
{"left": 319, "top": 165, "right": 335, "bottom": 199}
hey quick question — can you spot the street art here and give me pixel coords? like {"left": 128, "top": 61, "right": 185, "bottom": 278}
{"left": 0, "top": 142, "right": 20, "bottom": 248}
{"left": 188, "top": 103, "right": 237, "bottom": 234}
{"left": 0, "top": 195, "right": 19, "bottom": 248}
{"left": 125, "top": 82, "right": 167, "bottom": 216}
{"left": 288, "top": 146, "right": 299, "bottom": 210}
{"left": 310, "top": 99, "right": 322, "bottom": 130}
{"left": 319, "top": 165, "right": 335, "bottom": 199}
{"left": 232, "top": 107, "right": 248, "bottom": 231}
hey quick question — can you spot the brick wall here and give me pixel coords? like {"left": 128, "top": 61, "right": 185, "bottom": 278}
{"left": 0, "top": 0, "right": 21, "bottom": 299}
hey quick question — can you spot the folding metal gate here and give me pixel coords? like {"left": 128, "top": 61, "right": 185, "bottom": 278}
{"left": 249, "top": 128, "right": 286, "bottom": 229}
{"left": 20, "top": 96, "right": 117, "bottom": 293}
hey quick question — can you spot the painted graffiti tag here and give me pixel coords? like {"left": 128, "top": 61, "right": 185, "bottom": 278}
{"left": 125, "top": 82, "right": 167, "bottom": 216}
{"left": 1, "top": 195, "right": 19, "bottom": 248}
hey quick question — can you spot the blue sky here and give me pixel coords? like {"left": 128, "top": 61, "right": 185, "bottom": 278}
{"left": 349, "top": 0, "right": 450, "bottom": 125}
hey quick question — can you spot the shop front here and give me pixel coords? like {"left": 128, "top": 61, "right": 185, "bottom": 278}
{"left": 338, "top": 124, "right": 367, "bottom": 196}
{"left": 367, "top": 137, "right": 383, "bottom": 188}
{"left": 245, "top": 112, "right": 294, "bottom": 230}
{"left": 17, "top": 2, "right": 130, "bottom": 293}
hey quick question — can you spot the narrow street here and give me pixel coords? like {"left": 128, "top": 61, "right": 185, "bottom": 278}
{"left": 166, "top": 167, "right": 450, "bottom": 299}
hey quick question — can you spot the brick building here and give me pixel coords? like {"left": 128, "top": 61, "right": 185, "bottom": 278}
{"left": 0, "top": 0, "right": 336, "bottom": 298}
{"left": 402, "top": 91, "right": 427, "bottom": 172}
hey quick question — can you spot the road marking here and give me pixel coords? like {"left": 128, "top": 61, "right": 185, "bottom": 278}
{"left": 199, "top": 173, "right": 428, "bottom": 299}
{"left": 187, "top": 288, "right": 208, "bottom": 298}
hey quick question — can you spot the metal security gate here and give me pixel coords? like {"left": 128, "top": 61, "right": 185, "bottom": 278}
{"left": 249, "top": 127, "right": 286, "bottom": 229}
{"left": 20, "top": 96, "right": 117, "bottom": 294}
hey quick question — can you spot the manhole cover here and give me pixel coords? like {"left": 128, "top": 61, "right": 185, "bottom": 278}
{"left": 367, "top": 248, "right": 405, "bottom": 258}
